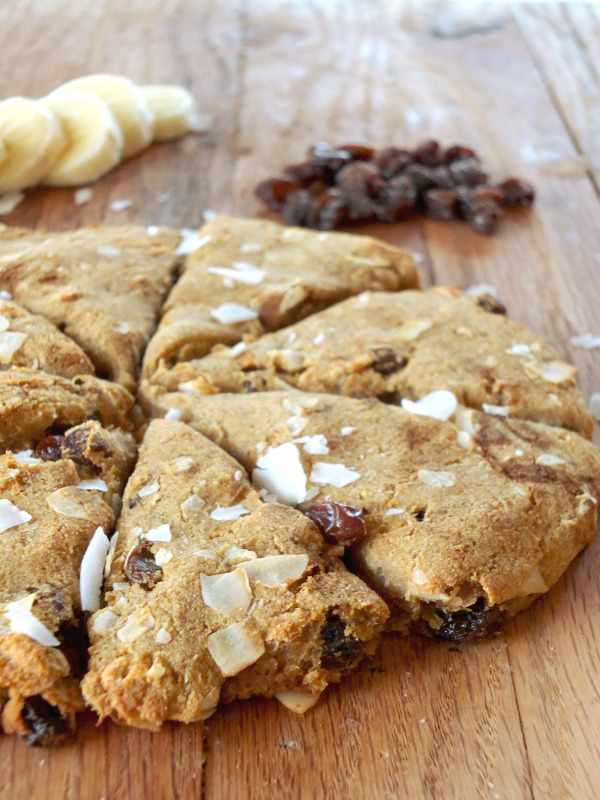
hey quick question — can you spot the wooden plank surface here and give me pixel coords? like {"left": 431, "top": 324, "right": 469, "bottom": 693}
{"left": 0, "top": 2, "right": 599, "bottom": 799}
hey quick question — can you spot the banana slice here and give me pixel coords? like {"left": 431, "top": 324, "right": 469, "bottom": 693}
{"left": 140, "top": 84, "right": 211, "bottom": 141}
{"left": 40, "top": 91, "right": 123, "bottom": 186}
{"left": 54, "top": 74, "right": 153, "bottom": 158}
{"left": 0, "top": 97, "right": 66, "bottom": 192}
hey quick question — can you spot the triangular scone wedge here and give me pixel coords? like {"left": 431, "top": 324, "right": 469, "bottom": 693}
{"left": 141, "top": 288, "right": 592, "bottom": 438}
{"left": 0, "top": 299, "right": 95, "bottom": 377}
{"left": 0, "top": 223, "right": 181, "bottom": 390}
{"left": 0, "top": 368, "right": 133, "bottom": 452}
{"left": 82, "top": 420, "right": 388, "bottom": 730}
{"left": 141, "top": 214, "right": 419, "bottom": 378}
{"left": 140, "top": 392, "right": 600, "bottom": 640}
{"left": 0, "top": 423, "right": 136, "bottom": 745}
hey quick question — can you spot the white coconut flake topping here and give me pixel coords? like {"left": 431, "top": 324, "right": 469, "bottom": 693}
{"left": 176, "top": 231, "right": 212, "bottom": 255}
{"left": 286, "top": 415, "right": 308, "bottom": 436}
{"left": 210, "top": 303, "right": 259, "bottom": 325}
{"left": 201, "top": 569, "right": 252, "bottom": 618}
{"left": 207, "top": 622, "right": 265, "bottom": 676}
{"left": 173, "top": 455, "right": 194, "bottom": 472}
{"left": 572, "top": 334, "right": 600, "bottom": 349}
{"left": 505, "top": 343, "right": 532, "bottom": 357}
{"left": 117, "top": 609, "right": 155, "bottom": 643}
{"left": 92, "top": 609, "right": 118, "bottom": 633}
{"left": 210, "top": 504, "right": 251, "bottom": 521}
{"left": 412, "top": 565, "right": 429, "bottom": 585}
{"left": 4, "top": 602, "right": 59, "bottom": 647}
{"left": 252, "top": 443, "right": 307, "bottom": 505}
{"left": 79, "top": 527, "right": 110, "bottom": 613}
{"left": 418, "top": 470, "right": 456, "bottom": 487}
{"left": 144, "top": 524, "right": 172, "bottom": 542}
{"left": 0, "top": 499, "right": 31, "bottom": 533}
{"left": 97, "top": 245, "right": 120, "bottom": 257}
{"left": 177, "top": 380, "right": 201, "bottom": 395}
{"left": 77, "top": 479, "right": 108, "bottom": 492}
{"left": 0, "top": 331, "right": 27, "bottom": 361}
{"left": 13, "top": 450, "right": 40, "bottom": 466}
{"left": 154, "top": 548, "right": 173, "bottom": 566}
{"left": 401, "top": 390, "right": 457, "bottom": 421}
{"left": 164, "top": 407, "right": 181, "bottom": 421}
{"left": 340, "top": 426, "right": 356, "bottom": 436}
{"left": 295, "top": 434, "right": 329, "bottom": 455}
{"left": 464, "top": 283, "right": 499, "bottom": 298}
{"left": 529, "top": 360, "right": 577, "bottom": 384}
{"left": 310, "top": 462, "right": 360, "bottom": 488}
{"left": 238, "top": 554, "right": 309, "bottom": 587}
{"left": 535, "top": 454, "right": 566, "bottom": 466}
{"left": 181, "top": 494, "right": 205, "bottom": 511}
{"left": 114, "top": 321, "right": 130, "bottom": 334}
{"left": 46, "top": 487, "right": 92, "bottom": 519}
{"left": 139, "top": 481, "right": 160, "bottom": 498}
{"left": 207, "top": 262, "right": 265, "bottom": 285}
{"left": 482, "top": 403, "right": 510, "bottom": 417}
{"left": 385, "top": 508, "right": 405, "bottom": 516}
{"left": 275, "top": 689, "right": 322, "bottom": 714}
{"left": 156, "top": 627, "right": 172, "bottom": 644}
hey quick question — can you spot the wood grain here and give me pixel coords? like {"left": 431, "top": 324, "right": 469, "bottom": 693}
{"left": 0, "top": 1, "right": 599, "bottom": 799}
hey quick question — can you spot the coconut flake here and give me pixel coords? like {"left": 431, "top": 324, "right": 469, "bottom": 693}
{"left": 201, "top": 569, "right": 252, "bottom": 618}
{"left": 310, "top": 462, "right": 361, "bottom": 488}
{"left": 114, "top": 321, "right": 130, "bottom": 334}
{"left": 275, "top": 689, "right": 322, "bottom": 714}
{"left": 181, "top": 494, "right": 205, "bottom": 511}
{"left": 0, "top": 191, "right": 24, "bottom": 215}
{"left": 0, "top": 499, "right": 31, "bottom": 532}
{"left": 177, "top": 380, "right": 201, "bottom": 394}
{"left": 535, "top": 454, "right": 565, "bottom": 466}
{"left": 156, "top": 627, "right": 172, "bottom": 644}
{"left": 206, "top": 622, "right": 265, "bottom": 676}
{"left": 46, "top": 487, "right": 92, "bottom": 519}
{"left": 0, "top": 331, "right": 27, "bottom": 361}
{"left": 224, "top": 546, "right": 257, "bottom": 562}
{"left": 340, "top": 426, "right": 356, "bottom": 436}
{"left": 74, "top": 187, "right": 93, "bottom": 205}
{"left": 154, "top": 547, "right": 173, "bottom": 566}
{"left": 210, "top": 504, "right": 251, "bottom": 521}
{"left": 571, "top": 334, "right": 600, "bottom": 349}
{"left": 252, "top": 443, "right": 307, "bottom": 505}
{"left": 418, "top": 469, "right": 455, "bottom": 487}
{"left": 80, "top": 526, "right": 110, "bottom": 612}
{"left": 207, "top": 262, "right": 265, "bottom": 285}
{"left": 238, "top": 554, "right": 309, "bottom": 587}
{"left": 13, "top": 450, "right": 40, "bottom": 466}
{"left": 92, "top": 609, "right": 118, "bottom": 633}
{"left": 229, "top": 341, "right": 247, "bottom": 357}
{"left": 164, "top": 407, "right": 181, "bottom": 421}
{"left": 296, "top": 434, "right": 329, "bottom": 455}
{"left": 97, "top": 245, "right": 120, "bottom": 257}
{"left": 528, "top": 360, "right": 577, "bottom": 384}
{"left": 505, "top": 343, "right": 532, "bottom": 357}
{"left": 139, "top": 481, "right": 160, "bottom": 498}
{"left": 210, "top": 303, "right": 258, "bottom": 325}
{"left": 4, "top": 603, "right": 59, "bottom": 647}
{"left": 515, "top": 565, "right": 548, "bottom": 596}
{"left": 76, "top": 478, "right": 108, "bottom": 492}
{"left": 464, "top": 283, "right": 499, "bottom": 299}
{"left": 482, "top": 403, "right": 510, "bottom": 417}
{"left": 117, "top": 608, "right": 155, "bottom": 642}
{"left": 401, "top": 390, "right": 457, "bottom": 421}
{"left": 173, "top": 455, "right": 194, "bottom": 472}
{"left": 0, "top": 291, "right": 11, "bottom": 300}
{"left": 104, "top": 532, "right": 119, "bottom": 578}
{"left": 396, "top": 318, "right": 432, "bottom": 341}
{"left": 313, "top": 332, "right": 325, "bottom": 345}
{"left": 412, "top": 565, "right": 429, "bottom": 585}
{"left": 144, "top": 524, "right": 172, "bottom": 542}
{"left": 147, "top": 224, "right": 160, "bottom": 236}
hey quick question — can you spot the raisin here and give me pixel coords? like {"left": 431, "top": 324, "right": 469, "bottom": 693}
{"left": 337, "top": 144, "right": 375, "bottom": 161}
{"left": 33, "top": 435, "right": 64, "bottom": 462}
{"left": 497, "top": 178, "right": 535, "bottom": 207}
{"left": 370, "top": 346, "right": 406, "bottom": 375}
{"left": 372, "top": 147, "right": 413, "bottom": 180}
{"left": 413, "top": 139, "right": 441, "bottom": 167}
{"left": 306, "top": 188, "right": 348, "bottom": 230}
{"left": 308, "top": 143, "right": 353, "bottom": 172}
{"left": 376, "top": 175, "right": 417, "bottom": 221}
{"left": 22, "top": 696, "right": 67, "bottom": 746}
{"left": 304, "top": 502, "right": 367, "bottom": 547}
{"left": 476, "top": 293, "right": 507, "bottom": 315}
{"left": 442, "top": 145, "right": 477, "bottom": 164}
{"left": 281, "top": 189, "right": 314, "bottom": 227}
{"left": 431, "top": 598, "right": 505, "bottom": 642}
{"left": 423, "top": 189, "right": 460, "bottom": 221}
{"left": 320, "top": 613, "right": 362, "bottom": 669}
{"left": 463, "top": 194, "right": 503, "bottom": 235}
{"left": 125, "top": 543, "right": 163, "bottom": 589}
{"left": 254, "top": 178, "right": 298, "bottom": 211}
{"left": 62, "top": 429, "right": 99, "bottom": 471}
{"left": 448, "top": 158, "right": 488, "bottom": 187}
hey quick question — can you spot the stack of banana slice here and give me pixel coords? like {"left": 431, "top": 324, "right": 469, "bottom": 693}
{"left": 0, "top": 74, "right": 211, "bottom": 192}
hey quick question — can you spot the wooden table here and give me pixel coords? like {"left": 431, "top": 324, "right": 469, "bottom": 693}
{"left": 1, "top": 1, "right": 599, "bottom": 798}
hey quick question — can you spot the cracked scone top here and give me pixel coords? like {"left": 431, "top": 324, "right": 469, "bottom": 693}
{"left": 82, "top": 420, "right": 387, "bottom": 730}
{"left": 138, "top": 392, "right": 600, "bottom": 638}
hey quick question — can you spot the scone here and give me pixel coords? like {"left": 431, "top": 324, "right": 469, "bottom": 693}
{"left": 141, "top": 287, "right": 593, "bottom": 438}
{"left": 138, "top": 392, "right": 600, "bottom": 638}
{"left": 0, "top": 423, "right": 136, "bottom": 744}
{"left": 82, "top": 420, "right": 388, "bottom": 730}
{"left": 141, "top": 214, "right": 420, "bottom": 378}
{"left": 0, "top": 223, "right": 182, "bottom": 390}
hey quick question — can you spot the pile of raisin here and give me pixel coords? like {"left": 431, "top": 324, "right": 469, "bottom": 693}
{"left": 254, "top": 140, "right": 535, "bottom": 235}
